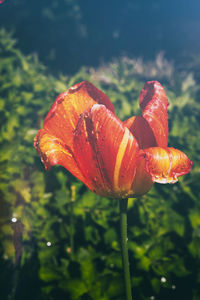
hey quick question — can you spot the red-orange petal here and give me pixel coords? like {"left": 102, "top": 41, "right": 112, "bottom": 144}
{"left": 34, "top": 129, "right": 88, "bottom": 185}
{"left": 43, "top": 80, "right": 114, "bottom": 152}
{"left": 141, "top": 147, "right": 193, "bottom": 183}
{"left": 131, "top": 155, "right": 154, "bottom": 196}
{"left": 124, "top": 115, "right": 157, "bottom": 149}
{"left": 139, "top": 81, "right": 169, "bottom": 147}
{"left": 74, "top": 104, "right": 139, "bottom": 198}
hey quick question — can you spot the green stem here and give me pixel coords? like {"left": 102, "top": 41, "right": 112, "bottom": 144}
{"left": 119, "top": 198, "right": 133, "bottom": 300}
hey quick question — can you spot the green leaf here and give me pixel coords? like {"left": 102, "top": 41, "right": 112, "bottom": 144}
{"left": 40, "top": 266, "right": 61, "bottom": 282}
{"left": 104, "top": 228, "right": 117, "bottom": 244}
{"left": 151, "top": 278, "right": 161, "bottom": 293}
{"left": 189, "top": 209, "right": 200, "bottom": 228}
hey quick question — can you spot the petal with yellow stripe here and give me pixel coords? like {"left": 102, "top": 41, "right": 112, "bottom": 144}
{"left": 141, "top": 147, "right": 193, "bottom": 183}
{"left": 74, "top": 104, "right": 139, "bottom": 198}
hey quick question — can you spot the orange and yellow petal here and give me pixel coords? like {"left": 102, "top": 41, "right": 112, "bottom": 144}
{"left": 141, "top": 147, "right": 193, "bottom": 184}
{"left": 43, "top": 81, "right": 114, "bottom": 153}
{"left": 139, "top": 81, "right": 169, "bottom": 147}
{"left": 74, "top": 104, "right": 139, "bottom": 198}
{"left": 34, "top": 129, "right": 86, "bottom": 184}
{"left": 124, "top": 115, "right": 157, "bottom": 149}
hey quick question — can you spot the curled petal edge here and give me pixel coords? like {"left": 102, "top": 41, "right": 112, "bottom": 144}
{"left": 34, "top": 129, "right": 86, "bottom": 184}
{"left": 141, "top": 147, "right": 193, "bottom": 184}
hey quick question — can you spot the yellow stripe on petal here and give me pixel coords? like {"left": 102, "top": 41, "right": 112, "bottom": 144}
{"left": 114, "top": 127, "right": 132, "bottom": 189}
{"left": 142, "top": 147, "right": 193, "bottom": 184}
{"left": 74, "top": 104, "right": 139, "bottom": 198}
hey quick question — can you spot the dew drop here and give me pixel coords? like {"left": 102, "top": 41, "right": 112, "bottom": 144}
{"left": 161, "top": 277, "right": 166, "bottom": 283}
{"left": 66, "top": 247, "right": 71, "bottom": 253}
{"left": 172, "top": 285, "right": 176, "bottom": 290}
{"left": 11, "top": 217, "right": 17, "bottom": 223}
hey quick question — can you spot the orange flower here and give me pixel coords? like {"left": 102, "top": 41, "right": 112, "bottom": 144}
{"left": 34, "top": 81, "right": 192, "bottom": 198}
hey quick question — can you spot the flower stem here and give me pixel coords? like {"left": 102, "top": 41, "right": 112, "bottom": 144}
{"left": 119, "top": 198, "right": 133, "bottom": 300}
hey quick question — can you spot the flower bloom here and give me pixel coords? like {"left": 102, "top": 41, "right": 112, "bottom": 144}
{"left": 34, "top": 81, "right": 192, "bottom": 199}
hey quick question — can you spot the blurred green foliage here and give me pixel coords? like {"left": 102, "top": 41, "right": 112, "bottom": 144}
{"left": 0, "top": 29, "right": 200, "bottom": 300}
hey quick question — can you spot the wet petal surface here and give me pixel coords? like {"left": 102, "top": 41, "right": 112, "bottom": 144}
{"left": 139, "top": 81, "right": 169, "bottom": 147}
{"left": 141, "top": 147, "right": 193, "bottom": 183}
{"left": 74, "top": 104, "right": 139, "bottom": 198}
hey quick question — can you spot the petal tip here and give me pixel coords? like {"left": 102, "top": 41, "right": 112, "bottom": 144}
{"left": 68, "top": 80, "right": 88, "bottom": 94}
{"left": 142, "top": 147, "right": 193, "bottom": 185}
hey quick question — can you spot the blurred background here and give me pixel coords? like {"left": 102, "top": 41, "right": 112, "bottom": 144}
{"left": 0, "top": 0, "right": 200, "bottom": 299}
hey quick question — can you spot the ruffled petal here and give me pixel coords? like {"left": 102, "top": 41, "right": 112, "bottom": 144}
{"left": 74, "top": 104, "right": 139, "bottom": 198}
{"left": 34, "top": 129, "right": 87, "bottom": 185}
{"left": 141, "top": 147, "right": 193, "bottom": 183}
{"left": 43, "top": 80, "right": 114, "bottom": 151}
{"left": 139, "top": 81, "right": 169, "bottom": 147}
{"left": 124, "top": 115, "right": 157, "bottom": 149}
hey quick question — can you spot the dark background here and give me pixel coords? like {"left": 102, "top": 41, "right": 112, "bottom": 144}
{"left": 1, "top": 0, "right": 200, "bottom": 74}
